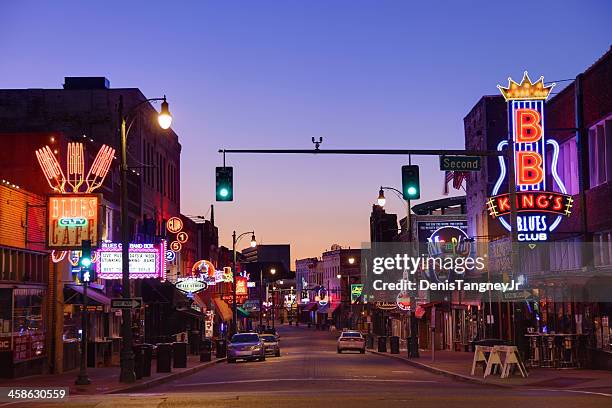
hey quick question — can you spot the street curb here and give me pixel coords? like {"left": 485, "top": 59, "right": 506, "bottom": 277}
{"left": 367, "top": 349, "right": 511, "bottom": 388}
{"left": 103, "top": 357, "right": 227, "bottom": 394}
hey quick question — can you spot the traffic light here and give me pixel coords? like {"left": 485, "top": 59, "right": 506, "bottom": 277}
{"left": 216, "top": 166, "right": 233, "bottom": 201}
{"left": 79, "top": 240, "right": 94, "bottom": 283}
{"left": 401, "top": 165, "right": 420, "bottom": 200}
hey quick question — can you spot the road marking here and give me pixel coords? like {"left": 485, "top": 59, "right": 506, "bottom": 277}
{"left": 530, "top": 388, "right": 612, "bottom": 398}
{"left": 174, "top": 378, "right": 437, "bottom": 387}
{"left": 391, "top": 370, "right": 413, "bottom": 374}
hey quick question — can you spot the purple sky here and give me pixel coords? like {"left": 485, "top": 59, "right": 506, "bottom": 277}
{"left": 2, "top": 1, "right": 610, "bottom": 264}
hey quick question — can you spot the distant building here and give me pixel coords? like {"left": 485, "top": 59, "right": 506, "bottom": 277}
{"left": 369, "top": 204, "right": 398, "bottom": 242}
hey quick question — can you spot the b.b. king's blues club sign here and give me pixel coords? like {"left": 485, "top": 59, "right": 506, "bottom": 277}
{"left": 487, "top": 72, "right": 573, "bottom": 242}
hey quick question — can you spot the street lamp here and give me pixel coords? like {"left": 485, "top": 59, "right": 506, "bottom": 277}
{"left": 377, "top": 188, "right": 386, "bottom": 207}
{"left": 348, "top": 257, "right": 355, "bottom": 265}
{"left": 375, "top": 185, "right": 419, "bottom": 358}
{"left": 118, "top": 94, "right": 172, "bottom": 384}
{"left": 232, "top": 230, "right": 256, "bottom": 334}
{"left": 260, "top": 267, "right": 275, "bottom": 329}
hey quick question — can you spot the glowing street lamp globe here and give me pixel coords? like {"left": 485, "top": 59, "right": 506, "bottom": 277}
{"left": 157, "top": 98, "right": 173, "bottom": 130}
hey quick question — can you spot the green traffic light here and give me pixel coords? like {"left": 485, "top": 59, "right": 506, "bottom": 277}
{"left": 219, "top": 187, "right": 229, "bottom": 197}
{"left": 80, "top": 257, "right": 92, "bottom": 267}
{"left": 407, "top": 186, "right": 417, "bottom": 196}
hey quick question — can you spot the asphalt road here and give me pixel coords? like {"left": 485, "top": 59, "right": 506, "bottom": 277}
{"left": 6, "top": 325, "right": 611, "bottom": 407}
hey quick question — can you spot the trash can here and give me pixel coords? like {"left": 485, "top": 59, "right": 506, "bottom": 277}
{"left": 189, "top": 331, "right": 200, "bottom": 355}
{"left": 215, "top": 339, "right": 227, "bottom": 358}
{"left": 366, "top": 334, "right": 375, "bottom": 349}
{"left": 377, "top": 336, "right": 387, "bottom": 352}
{"left": 173, "top": 342, "right": 188, "bottom": 368}
{"left": 134, "top": 344, "right": 144, "bottom": 379}
{"left": 390, "top": 336, "right": 400, "bottom": 354}
{"left": 134, "top": 344, "right": 153, "bottom": 377}
{"left": 156, "top": 343, "right": 173, "bottom": 373}
{"left": 200, "top": 338, "right": 213, "bottom": 362}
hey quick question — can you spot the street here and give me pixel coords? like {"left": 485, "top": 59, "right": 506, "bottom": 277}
{"left": 5, "top": 325, "right": 610, "bottom": 408}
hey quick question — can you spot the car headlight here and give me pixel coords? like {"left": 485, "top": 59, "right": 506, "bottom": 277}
{"left": 251, "top": 345, "right": 261, "bottom": 351}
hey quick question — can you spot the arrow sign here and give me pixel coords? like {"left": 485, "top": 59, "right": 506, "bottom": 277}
{"left": 111, "top": 298, "right": 143, "bottom": 309}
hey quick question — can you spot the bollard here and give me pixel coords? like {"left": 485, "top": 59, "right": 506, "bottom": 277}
{"left": 200, "top": 338, "right": 212, "bottom": 362}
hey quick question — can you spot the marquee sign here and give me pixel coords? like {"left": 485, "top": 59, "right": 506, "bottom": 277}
{"left": 488, "top": 72, "right": 573, "bottom": 242}
{"left": 47, "top": 194, "right": 100, "bottom": 249}
{"left": 97, "top": 241, "right": 166, "bottom": 280}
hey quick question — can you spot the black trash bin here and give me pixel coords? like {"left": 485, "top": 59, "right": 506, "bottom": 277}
{"left": 173, "top": 342, "right": 188, "bottom": 368}
{"left": 366, "top": 334, "right": 374, "bottom": 349}
{"left": 200, "top": 338, "right": 213, "bottom": 362}
{"left": 156, "top": 343, "right": 173, "bottom": 373}
{"left": 390, "top": 336, "right": 400, "bottom": 354}
{"left": 215, "top": 339, "right": 227, "bottom": 358}
{"left": 189, "top": 331, "right": 201, "bottom": 355}
{"left": 134, "top": 344, "right": 153, "bottom": 378}
{"left": 377, "top": 336, "right": 387, "bottom": 352}
{"left": 140, "top": 344, "right": 153, "bottom": 377}
{"left": 134, "top": 344, "right": 144, "bottom": 379}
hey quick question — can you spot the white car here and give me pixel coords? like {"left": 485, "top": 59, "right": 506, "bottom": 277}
{"left": 337, "top": 331, "right": 366, "bottom": 353}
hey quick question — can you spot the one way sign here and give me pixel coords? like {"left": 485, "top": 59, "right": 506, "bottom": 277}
{"left": 111, "top": 298, "right": 143, "bottom": 309}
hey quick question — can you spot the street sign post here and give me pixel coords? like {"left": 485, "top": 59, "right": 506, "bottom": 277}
{"left": 439, "top": 155, "right": 481, "bottom": 171}
{"left": 111, "top": 298, "right": 143, "bottom": 309}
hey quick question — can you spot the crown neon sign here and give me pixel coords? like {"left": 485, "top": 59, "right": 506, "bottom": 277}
{"left": 488, "top": 72, "right": 572, "bottom": 242}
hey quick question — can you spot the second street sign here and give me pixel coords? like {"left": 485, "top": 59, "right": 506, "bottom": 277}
{"left": 440, "top": 155, "right": 481, "bottom": 171}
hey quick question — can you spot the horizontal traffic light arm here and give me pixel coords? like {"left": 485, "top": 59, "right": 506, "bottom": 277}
{"left": 218, "top": 148, "right": 505, "bottom": 157}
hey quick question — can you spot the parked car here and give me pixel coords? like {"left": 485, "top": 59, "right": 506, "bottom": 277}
{"left": 337, "top": 330, "right": 365, "bottom": 353}
{"left": 260, "top": 334, "right": 281, "bottom": 357}
{"left": 263, "top": 327, "right": 280, "bottom": 339}
{"left": 227, "top": 332, "right": 266, "bottom": 363}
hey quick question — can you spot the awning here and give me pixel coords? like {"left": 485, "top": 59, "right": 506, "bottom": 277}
{"left": 64, "top": 284, "right": 111, "bottom": 306}
{"left": 192, "top": 292, "right": 208, "bottom": 311}
{"left": 303, "top": 302, "right": 318, "bottom": 312}
{"left": 328, "top": 302, "right": 341, "bottom": 314}
{"left": 212, "top": 297, "right": 233, "bottom": 321}
{"left": 237, "top": 307, "right": 250, "bottom": 318}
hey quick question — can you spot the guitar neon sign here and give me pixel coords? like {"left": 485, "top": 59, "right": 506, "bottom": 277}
{"left": 487, "top": 72, "right": 573, "bottom": 241}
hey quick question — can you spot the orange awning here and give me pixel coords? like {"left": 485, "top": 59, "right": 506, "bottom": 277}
{"left": 212, "top": 297, "right": 233, "bottom": 321}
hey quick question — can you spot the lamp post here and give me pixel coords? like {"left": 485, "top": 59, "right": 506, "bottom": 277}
{"left": 232, "top": 231, "right": 256, "bottom": 335}
{"left": 260, "top": 267, "right": 275, "bottom": 329}
{"left": 377, "top": 186, "right": 419, "bottom": 358}
{"left": 118, "top": 94, "right": 172, "bottom": 383}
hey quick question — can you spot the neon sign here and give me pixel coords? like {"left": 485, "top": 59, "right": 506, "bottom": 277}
{"left": 488, "top": 72, "right": 572, "bottom": 242}
{"left": 47, "top": 194, "right": 100, "bottom": 249}
{"left": 97, "top": 241, "right": 166, "bottom": 280}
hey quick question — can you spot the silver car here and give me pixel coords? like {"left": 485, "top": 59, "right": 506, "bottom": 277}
{"left": 227, "top": 333, "right": 266, "bottom": 363}
{"left": 260, "top": 334, "right": 281, "bottom": 357}
{"left": 337, "top": 330, "right": 366, "bottom": 353}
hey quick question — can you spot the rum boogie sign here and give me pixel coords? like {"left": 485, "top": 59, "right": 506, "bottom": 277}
{"left": 47, "top": 194, "right": 100, "bottom": 249}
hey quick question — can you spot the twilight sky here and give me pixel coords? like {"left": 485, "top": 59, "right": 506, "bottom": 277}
{"left": 1, "top": 1, "right": 610, "bottom": 265}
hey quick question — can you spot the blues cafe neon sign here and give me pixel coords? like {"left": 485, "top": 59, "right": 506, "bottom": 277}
{"left": 487, "top": 72, "right": 573, "bottom": 242}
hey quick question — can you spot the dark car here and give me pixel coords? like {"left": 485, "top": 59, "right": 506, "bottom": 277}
{"left": 260, "top": 334, "right": 281, "bottom": 357}
{"left": 227, "top": 332, "right": 266, "bottom": 363}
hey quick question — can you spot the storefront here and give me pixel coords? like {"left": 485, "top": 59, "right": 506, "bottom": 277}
{"left": 0, "top": 286, "right": 47, "bottom": 378}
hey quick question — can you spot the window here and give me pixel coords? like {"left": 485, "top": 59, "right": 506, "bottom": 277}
{"left": 547, "top": 137, "right": 579, "bottom": 195}
{"left": 588, "top": 116, "right": 612, "bottom": 188}
{"left": 550, "top": 238, "right": 582, "bottom": 271}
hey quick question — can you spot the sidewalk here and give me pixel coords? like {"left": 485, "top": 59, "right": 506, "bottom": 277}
{"left": 0, "top": 354, "right": 225, "bottom": 395}
{"left": 368, "top": 346, "right": 612, "bottom": 391}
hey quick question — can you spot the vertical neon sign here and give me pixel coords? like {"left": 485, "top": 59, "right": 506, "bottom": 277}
{"left": 487, "top": 72, "right": 573, "bottom": 241}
